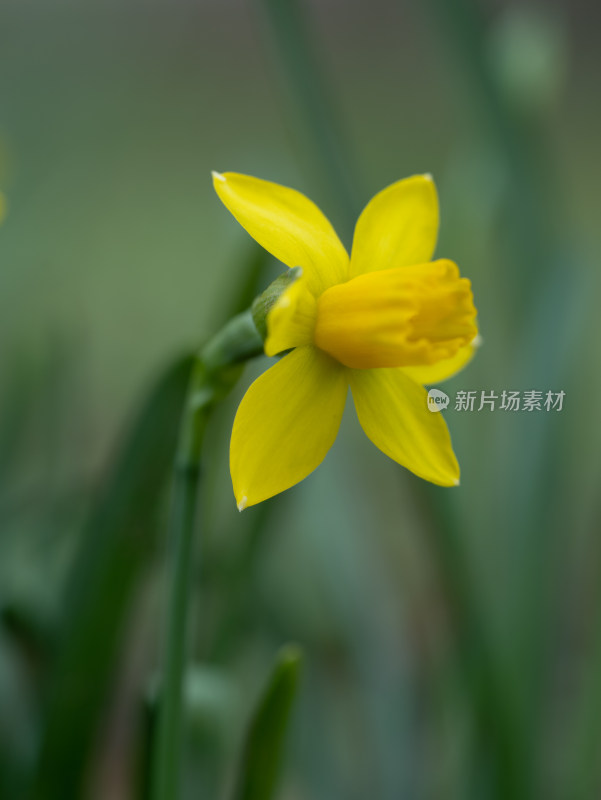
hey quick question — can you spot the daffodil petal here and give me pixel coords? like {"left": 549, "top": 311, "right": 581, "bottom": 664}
{"left": 402, "top": 334, "right": 481, "bottom": 385}
{"left": 213, "top": 171, "right": 349, "bottom": 295}
{"left": 349, "top": 367, "right": 459, "bottom": 486}
{"left": 231, "top": 346, "right": 347, "bottom": 508}
{"left": 350, "top": 174, "right": 439, "bottom": 277}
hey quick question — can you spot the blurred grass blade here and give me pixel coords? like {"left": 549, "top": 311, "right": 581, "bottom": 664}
{"left": 423, "top": 0, "right": 556, "bottom": 308}
{"left": 414, "top": 483, "right": 527, "bottom": 799}
{"left": 29, "top": 352, "right": 194, "bottom": 800}
{"left": 257, "top": 0, "right": 362, "bottom": 228}
{"left": 564, "top": 481, "right": 601, "bottom": 800}
{"left": 231, "top": 645, "right": 303, "bottom": 800}
{"left": 0, "top": 356, "right": 36, "bottom": 487}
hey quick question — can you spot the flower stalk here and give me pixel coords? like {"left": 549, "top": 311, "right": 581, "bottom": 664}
{"left": 151, "top": 309, "right": 263, "bottom": 800}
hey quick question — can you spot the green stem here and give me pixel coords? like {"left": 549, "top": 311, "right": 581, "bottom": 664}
{"left": 150, "top": 443, "right": 199, "bottom": 800}
{"left": 150, "top": 310, "right": 263, "bottom": 800}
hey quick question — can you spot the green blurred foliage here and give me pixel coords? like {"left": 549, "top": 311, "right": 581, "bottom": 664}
{"left": 1, "top": 0, "right": 601, "bottom": 799}
{"left": 231, "top": 645, "right": 303, "bottom": 800}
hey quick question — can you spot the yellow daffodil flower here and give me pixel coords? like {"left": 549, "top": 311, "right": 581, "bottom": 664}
{"left": 213, "top": 171, "right": 478, "bottom": 510}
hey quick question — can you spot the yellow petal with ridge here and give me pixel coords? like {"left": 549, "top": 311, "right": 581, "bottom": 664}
{"left": 230, "top": 346, "right": 347, "bottom": 508}
{"left": 349, "top": 367, "right": 460, "bottom": 486}
{"left": 350, "top": 174, "right": 439, "bottom": 277}
{"left": 213, "top": 171, "right": 349, "bottom": 295}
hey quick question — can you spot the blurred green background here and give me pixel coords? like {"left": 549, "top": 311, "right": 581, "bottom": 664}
{"left": 1, "top": 0, "right": 601, "bottom": 798}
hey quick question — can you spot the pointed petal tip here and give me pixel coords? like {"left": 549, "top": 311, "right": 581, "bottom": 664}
{"left": 423, "top": 172, "right": 433, "bottom": 181}
{"left": 237, "top": 495, "right": 248, "bottom": 512}
{"left": 453, "top": 478, "right": 460, "bottom": 487}
{"left": 212, "top": 170, "right": 226, "bottom": 182}
{"left": 472, "top": 333, "right": 483, "bottom": 348}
